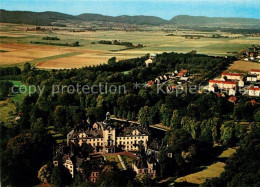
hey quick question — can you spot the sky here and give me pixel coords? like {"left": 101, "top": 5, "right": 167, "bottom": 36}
{"left": 1, "top": 0, "right": 259, "bottom": 20}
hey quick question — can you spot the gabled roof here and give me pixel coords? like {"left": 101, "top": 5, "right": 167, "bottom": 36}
{"left": 249, "top": 87, "right": 260, "bottom": 91}
{"left": 147, "top": 80, "right": 154, "bottom": 85}
{"left": 209, "top": 80, "right": 236, "bottom": 84}
{"left": 222, "top": 73, "right": 242, "bottom": 76}
{"left": 228, "top": 96, "right": 237, "bottom": 103}
{"left": 251, "top": 69, "right": 260, "bottom": 72}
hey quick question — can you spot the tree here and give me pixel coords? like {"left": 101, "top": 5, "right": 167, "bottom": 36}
{"left": 254, "top": 110, "right": 260, "bottom": 122}
{"left": 38, "top": 164, "right": 52, "bottom": 183}
{"left": 170, "top": 110, "right": 181, "bottom": 128}
{"left": 23, "top": 62, "right": 31, "bottom": 72}
{"left": 51, "top": 165, "right": 72, "bottom": 187}
{"left": 204, "top": 125, "right": 260, "bottom": 187}
{"left": 138, "top": 106, "right": 152, "bottom": 128}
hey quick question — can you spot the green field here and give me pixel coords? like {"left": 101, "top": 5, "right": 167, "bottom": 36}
{"left": 9, "top": 80, "right": 32, "bottom": 103}
{"left": 0, "top": 23, "right": 259, "bottom": 69}
{"left": 0, "top": 80, "right": 30, "bottom": 125}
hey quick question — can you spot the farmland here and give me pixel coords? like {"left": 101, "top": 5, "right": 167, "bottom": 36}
{"left": 227, "top": 60, "right": 260, "bottom": 72}
{"left": 0, "top": 23, "right": 259, "bottom": 69}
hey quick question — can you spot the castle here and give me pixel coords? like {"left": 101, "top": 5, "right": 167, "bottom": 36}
{"left": 67, "top": 112, "right": 149, "bottom": 153}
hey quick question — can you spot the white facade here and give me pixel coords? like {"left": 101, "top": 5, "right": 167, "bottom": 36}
{"left": 221, "top": 73, "right": 242, "bottom": 81}
{"left": 250, "top": 69, "right": 260, "bottom": 75}
{"left": 208, "top": 80, "right": 236, "bottom": 92}
{"left": 249, "top": 88, "right": 260, "bottom": 97}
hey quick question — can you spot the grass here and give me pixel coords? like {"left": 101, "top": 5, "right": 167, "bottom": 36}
{"left": 121, "top": 155, "right": 134, "bottom": 168}
{"left": 227, "top": 60, "right": 260, "bottom": 72}
{"left": 30, "top": 52, "right": 84, "bottom": 68}
{"left": 105, "top": 155, "right": 123, "bottom": 169}
{"left": 174, "top": 147, "right": 236, "bottom": 185}
{"left": 218, "top": 148, "right": 236, "bottom": 158}
{"left": 46, "top": 126, "right": 65, "bottom": 143}
{"left": 0, "top": 80, "right": 30, "bottom": 125}
{"left": 0, "top": 51, "right": 84, "bottom": 70}
{"left": 122, "top": 70, "right": 131, "bottom": 75}
{"left": 174, "top": 162, "right": 226, "bottom": 185}
{"left": 8, "top": 80, "right": 32, "bottom": 103}
{"left": 0, "top": 99, "right": 16, "bottom": 125}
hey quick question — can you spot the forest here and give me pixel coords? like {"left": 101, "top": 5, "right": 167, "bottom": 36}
{"left": 0, "top": 52, "right": 259, "bottom": 186}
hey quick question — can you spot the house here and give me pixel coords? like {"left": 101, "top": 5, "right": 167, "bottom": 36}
{"left": 221, "top": 73, "right": 242, "bottom": 81}
{"left": 208, "top": 80, "right": 236, "bottom": 92}
{"left": 228, "top": 96, "right": 237, "bottom": 103}
{"left": 146, "top": 80, "right": 154, "bottom": 87}
{"left": 250, "top": 69, "right": 260, "bottom": 75}
{"left": 228, "top": 88, "right": 236, "bottom": 96}
{"left": 132, "top": 143, "right": 157, "bottom": 179}
{"left": 177, "top": 69, "right": 188, "bottom": 77}
{"left": 251, "top": 99, "right": 257, "bottom": 106}
{"left": 90, "top": 171, "right": 100, "bottom": 183}
{"left": 249, "top": 87, "right": 260, "bottom": 97}
{"left": 238, "top": 80, "right": 245, "bottom": 87}
{"left": 68, "top": 112, "right": 149, "bottom": 153}
{"left": 53, "top": 145, "right": 105, "bottom": 181}
{"left": 177, "top": 77, "right": 190, "bottom": 85}
{"left": 145, "top": 59, "right": 153, "bottom": 67}
{"left": 247, "top": 75, "right": 258, "bottom": 82}
{"left": 150, "top": 53, "right": 157, "bottom": 60}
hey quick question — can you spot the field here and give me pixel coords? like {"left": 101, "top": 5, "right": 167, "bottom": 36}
{"left": 175, "top": 162, "right": 226, "bottom": 184}
{"left": 173, "top": 147, "right": 236, "bottom": 185}
{"left": 227, "top": 60, "right": 260, "bottom": 73}
{"left": 0, "top": 23, "right": 259, "bottom": 69}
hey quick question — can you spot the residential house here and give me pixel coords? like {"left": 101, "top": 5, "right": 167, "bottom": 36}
{"left": 221, "top": 73, "right": 242, "bottom": 81}
{"left": 208, "top": 80, "right": 236, "bottom": 92}
{"left": 250, "top": 69, "right": 260, "bottom": 75}
{"left": 132, "top": 143, "right": 157, "bottom": 179}
{"left": 249, "top": 87, "right": 260, "bottom": 97}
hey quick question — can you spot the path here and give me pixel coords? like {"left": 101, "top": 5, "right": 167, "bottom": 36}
{"left": 117, "top": 154, "right": 127, "bottom": 170}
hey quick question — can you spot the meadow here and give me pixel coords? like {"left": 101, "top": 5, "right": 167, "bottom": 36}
{"left": 0, "top": 23, "right": 259, "bottom": 69}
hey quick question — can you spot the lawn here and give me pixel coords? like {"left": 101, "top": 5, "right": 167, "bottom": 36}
{"left": 8, "top": 80, "right": 31, "bottom": 103}
{"left": 121, "top": 155, "right": 134, "bottom": 168}
{"left": 218, "top": 148, "right": 236, "bottom": 158}
{"left": 174, "top": 162, "right": 226, "bottom": 185}
{"left": 104, "top": 155, "right": 123, "bottom": 169}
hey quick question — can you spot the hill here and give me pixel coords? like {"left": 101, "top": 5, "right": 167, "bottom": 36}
{"left": 170, "top": 15, "right": 260, "bottom": 27}
{"left": 0, "top": 9, "right": 76, "bottom": 26}
{"left": 77, "top": 14, "right": 167, "bottom": 25}
{"left": 0, "top": 9, "right": 259, "bottom": 28}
